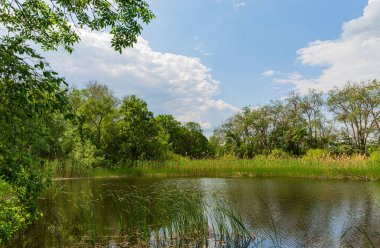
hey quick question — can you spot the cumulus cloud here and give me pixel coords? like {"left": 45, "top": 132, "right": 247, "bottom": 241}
{"left": 265, "top": 0, "right": 380, "bottom": 92}
{"left": 44, "top": 30, "right": 238, "bottom": 132}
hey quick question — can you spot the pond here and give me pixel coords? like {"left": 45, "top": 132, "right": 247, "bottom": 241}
{"left": 6, "top": 177, "right": 380, "bottom": 247}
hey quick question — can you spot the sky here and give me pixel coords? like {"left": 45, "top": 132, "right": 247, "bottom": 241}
{"left": 44, "top": 0, "right": 380, "bottom": 134}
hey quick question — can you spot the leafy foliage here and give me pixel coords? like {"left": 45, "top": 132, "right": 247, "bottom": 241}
{"left": 212, "top": 81, "right": 380, "bottom": 158}
{"left": 0, "top": 0, "right": 154, "bottom": 53}
{"left": 0, "top": 179, "right": 30, "bottom": 243}
{"left": 62, "top": 84, "right": 211, "bottom": 170}
{"left": 156, "top": 115, "right": 210, "bottom": 159}
{"left": 0, "top": 0, "right": 155, "bottom": 242}
{"left": 112, "top": 95, "right": 168, "bottom": 164}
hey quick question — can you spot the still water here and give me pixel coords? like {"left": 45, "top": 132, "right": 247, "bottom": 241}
{"left": 7, "top": 177, "right": 380, "bottom": 247}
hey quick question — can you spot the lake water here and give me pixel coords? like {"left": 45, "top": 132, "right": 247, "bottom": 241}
{"left": 6, "top": 177, "right": 380, "bottom": 247}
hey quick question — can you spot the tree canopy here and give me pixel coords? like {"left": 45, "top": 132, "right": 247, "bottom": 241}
{"left": 0, "top": 0, "right": 154, "bottom": 242}
{"left": 0, "top": 0, "right": 154, "bottom": 53}
{"left": 211, "top": 80, "right": 380, "bottom": 158}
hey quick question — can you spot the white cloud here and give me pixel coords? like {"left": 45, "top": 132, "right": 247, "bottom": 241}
{"left": 265, "top": 0, "right": 380, "bottom": 92}
{"left": 193, "top": 36, "right": 211, "bottom": 56}
{"left": 261, "top": 70, "right": 276, "bottom": 77}
{"left": 216, "top": 0, "right": 247, "bottom": 11}
{"left": 45, "top": 30, "right": 238, "bottom": 132}
{"left": 233, "top": 1, "right": 246, "bottom": 11}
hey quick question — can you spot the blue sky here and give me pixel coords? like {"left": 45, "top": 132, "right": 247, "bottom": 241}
{"left": 46, "top": 0, "right": 380, "bottom": 133}
{"left": 143, "top": 0, "right": 367, "bottom": 106}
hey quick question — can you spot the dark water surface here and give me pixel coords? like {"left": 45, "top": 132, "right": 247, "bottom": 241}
{"left": 6, "top": 177, "right": 380, "bottom": 247}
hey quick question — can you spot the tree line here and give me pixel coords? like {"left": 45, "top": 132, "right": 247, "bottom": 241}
{"left": 210, "top": 80, "right": 380, "bottom": 158}
{"left": 56, "top": 83, "right": 211, "bottom": 169}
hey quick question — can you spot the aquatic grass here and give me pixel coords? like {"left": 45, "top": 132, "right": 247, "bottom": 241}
{"left": 73, "top": 157, "right": 380, "bottom": 181}
{"left": 19, "top": 181, "right": 257, "bottom": 247}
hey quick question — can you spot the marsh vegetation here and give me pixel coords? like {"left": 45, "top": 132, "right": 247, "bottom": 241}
{"left": 4, "top": 177, "right": 380, "bottom": 248}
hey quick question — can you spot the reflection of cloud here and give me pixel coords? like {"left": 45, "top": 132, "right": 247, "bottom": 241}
{"left": 45, "top": 30, "right": 238, "bottom": 132}
{"left": 265, "top": 0, "right": 380, "bottom": 92}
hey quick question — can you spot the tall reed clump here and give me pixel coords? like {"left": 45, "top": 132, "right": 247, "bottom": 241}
{"left": 28, "top": 181, "right": 256, "bottom": 247}
{"left": 103, "top": 182, "right": 256, "bottom": 247}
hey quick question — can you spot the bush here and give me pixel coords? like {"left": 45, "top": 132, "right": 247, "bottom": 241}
{"left": 0, "top": 179, "right": 30, "bottom": 243}
{"left": 368, "top": 151, "right": 380, "bottom": 165}
{"left": 220, "top": 153, "right": 238, "bottom": 160}
{"left": 254, "top": 154, "right": 267, "bottom": 160}
{"left": 268, "top": 149, "right": 290, "bottom": 159}
{"left": 337, "top": 145, "right": 354, "bottom": 156}
{"left": 167, "top": 152, "right": 189, "bottom": 162}
{"left": 303, "top": 149, "right": 329, "bottom": 160}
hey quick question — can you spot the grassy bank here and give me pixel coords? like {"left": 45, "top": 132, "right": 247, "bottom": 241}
{"left": 54, "top": 156, "right": 380, "bottom": 181}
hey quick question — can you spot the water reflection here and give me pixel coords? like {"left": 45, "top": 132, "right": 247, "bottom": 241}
{"left": 5, "top": 177, "right": 380, "bottom": 247}
{"left": 201, "top": 178, "right": 380, "bottom": 247}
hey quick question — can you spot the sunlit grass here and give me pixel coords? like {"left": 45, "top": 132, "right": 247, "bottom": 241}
{"left": 71, "top": 156, "right": 380, "bottom": 180}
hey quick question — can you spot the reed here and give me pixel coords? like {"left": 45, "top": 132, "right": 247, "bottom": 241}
{"left": 78, "top": 157, "right": 380, "bottom": 181}
{"left": 11, "top": 181, "right": 256, "bottom": 247}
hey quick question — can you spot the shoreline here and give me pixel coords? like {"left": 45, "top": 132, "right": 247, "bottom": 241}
{"left": 53, "top": 158, "right": 380, "bottom": 182}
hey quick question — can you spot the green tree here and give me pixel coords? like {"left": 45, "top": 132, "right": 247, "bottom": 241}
{"left": 155, "top": 115, "right": 210, "bottom": 159}
{"left": 183, "top": 122, "right": 210, "bottom": 159}
{"left": 155, "top": 114, "right": 183, "bottom": 153}
{"left": 115, "top": 95, "right": 168, "bottom": 165}
{"left": 1, "top": 0, "right": 154, "bottom": 241}
{"left": 0, "top": 76, "right": 66, "bottom": 241}
{"left": 69, "top": 83, "right": 118, "bottom": 148}
{"left": 1, "top": 0, "right": 154, "bottom": 53}
{"left": 300, "top": 89, "right": 325, "bottom": 148}
{"left": 328, "top": 82, "right": 378, "bottom": 152}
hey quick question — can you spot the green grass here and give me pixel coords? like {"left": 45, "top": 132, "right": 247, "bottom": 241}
{"left": 69, "top": 157, "right": 380, "bottom": 181}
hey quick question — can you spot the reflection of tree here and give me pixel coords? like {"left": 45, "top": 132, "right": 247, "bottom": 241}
{"left": 219, "top": 178, "right": 380, "bottom": 247}
{"left": 9, "top": 178, "right": 256, "bottom": 247}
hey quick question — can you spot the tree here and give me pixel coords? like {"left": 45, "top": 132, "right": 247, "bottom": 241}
{"left": 115, "top": 96, "right": 168, "bottom": 165}
{"left": 0, "top": 75, "right": 66, "bottom": 241}
{"left": 183, "top": 122, "right": 210, "bottom": 159}
{"left": 0, "top": 0, "right": 154, "bottom": 241}
{"left": 300, "top": 89, "right": 325, "bottom": 148}
{"left": 155, "top": 115, "right": 210, "bottom": 159}
{"left": 327, "top": 82, "right": 378, "bottom": 152}
{"left": 361, "top": 80, "right": 380, "bottom": 143}
{"left": 1, "top": 0, "right": 154, "bottom": 53}
{"left": 70, "top": 83, "right": 118, "bottom": 147}
{"left": 155, "top": 114, "right": 183, "bottom": 152}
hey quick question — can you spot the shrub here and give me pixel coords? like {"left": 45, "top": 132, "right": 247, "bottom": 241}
{"left": 220, "top": 153, "right": 238, "bottom": 160}
{"left": 268, "top": 149, "right": 290, "bottom": 159}
{"left": 167, "top": 152, "right": 189, "bottom": 162}
{"left": 303, "top": 149, "right": 329, "bottom": 160}
{"left": 368, "top": 151, "right": 380, "bottom": 165}
{"left": 337, "top": 145, "right": 354, "bottom": 156}
{"left": 254, "top": 154, "right": 267, "bottom": 160}
{"left": 0, "top": 179, "right": 30, "bottom": 243}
